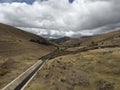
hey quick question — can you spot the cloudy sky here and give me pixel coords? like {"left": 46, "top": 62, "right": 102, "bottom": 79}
{"left": 0, "top": 0, "right": 120, "bottom": 38}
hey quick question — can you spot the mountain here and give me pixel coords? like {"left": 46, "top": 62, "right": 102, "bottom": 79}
{"left": 0, "top": 23, "right": 56, "bottom": 88}
{"left": 50, "top": 36, "right": 71, "bottom": 44}
{"left": 62, "top": 30, "right": 120, "bottom": 47}
{"left": 0, "top": 23, "right": 56, "bottom": 57}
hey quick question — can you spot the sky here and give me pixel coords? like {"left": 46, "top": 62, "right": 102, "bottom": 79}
{"left": 0, "top": 0, "right": 120, "bottom": 38}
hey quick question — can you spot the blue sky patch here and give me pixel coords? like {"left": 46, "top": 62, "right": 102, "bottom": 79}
{"left": 0, "top": 0, "right": 35, "bottom": 4}
{"left": 69, "top": 0, "right": 74, "bottom": 3}
{"left": 0, "top": 0, "right": 74, "bottom": 4}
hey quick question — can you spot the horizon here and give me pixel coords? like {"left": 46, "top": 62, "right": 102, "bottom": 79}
{"left": 0, "top": 1, "right": 120, "bottom": 89}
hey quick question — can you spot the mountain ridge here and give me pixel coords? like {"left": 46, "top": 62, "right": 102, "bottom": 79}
{"left": 0, "top": 23, "right": 56, "bottom": 89}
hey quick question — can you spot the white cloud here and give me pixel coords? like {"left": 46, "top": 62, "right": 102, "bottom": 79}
{"left": 0, "top": 0, "right": 120, "bottom": 38}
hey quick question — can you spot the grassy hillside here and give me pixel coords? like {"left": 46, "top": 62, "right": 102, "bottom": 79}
{"left": 60, "top": 30, "right": 120, "bottom": 52}
{"left": 0, "top": 23, "right": 56, "bottom": 88}
{"left": 63, "top": 30, "right": 120, "bottom": 47}
{"left": 25, "top": 30, "right": 120, "bottom": 90}
{"left": 26, "top": 48, "right": 120, "bottom": 90}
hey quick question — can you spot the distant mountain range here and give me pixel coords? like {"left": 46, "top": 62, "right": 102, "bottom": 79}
{"left": 49, "top": 36, "right": 71, "bottom": 44}
{"left": 52, "top": 30, "right": 120, "bottom": 47}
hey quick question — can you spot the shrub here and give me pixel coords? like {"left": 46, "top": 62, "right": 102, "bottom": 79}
{"left": 60, "top": 77, "right": 66, "bottom": 82}
{"left": 0, "top": 69, "right": 9, "bottom": 76}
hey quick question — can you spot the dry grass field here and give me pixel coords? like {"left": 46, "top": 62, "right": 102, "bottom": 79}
{"left": 0, "top": 23, "right": 120, "bottom": 90}
{"left": 0, "top": 23, "right": 56, "bottom": 89}
{"left": 25, "top": 29, "right": 120, "bottom": 90}
{"left": 26, "top": 47, "right": 120, "bottom": 90}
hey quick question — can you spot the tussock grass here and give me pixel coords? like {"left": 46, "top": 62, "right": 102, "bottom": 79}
{"left": 26, "top": 48, "right": 120, "bottom": 90}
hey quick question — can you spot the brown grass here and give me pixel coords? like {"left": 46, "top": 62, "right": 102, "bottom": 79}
{"left": 0, "top": 23, "right": 56, "bottom": 89}
{"left": 25, "top": 48, "right": 120, "bottom": 90}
